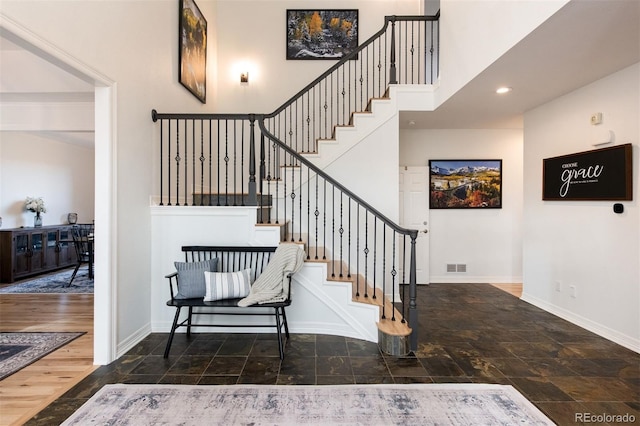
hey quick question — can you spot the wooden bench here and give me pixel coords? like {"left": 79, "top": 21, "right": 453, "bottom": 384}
{"left": 164, "top": 245, "right": 293, "bottom": 360}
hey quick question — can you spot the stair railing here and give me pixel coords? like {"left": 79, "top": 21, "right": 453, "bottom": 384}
{"left": 263, "top": 14, "right": 439, "bottom": 155}
{"left": 151, "top": 111, "right": 259, "bottom": 207}
{"left": 257, "top": 118, "right": 420, "bottom": 350}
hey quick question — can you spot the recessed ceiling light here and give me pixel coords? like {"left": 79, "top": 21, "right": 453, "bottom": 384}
{"left": 496, "top": 87, "right": 512, "bottom": 94}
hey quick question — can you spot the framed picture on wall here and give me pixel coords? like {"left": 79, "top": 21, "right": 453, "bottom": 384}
{"left": 542, "top": 143, "right": 632, "bottom": 201}
{"left": 429, "top": 160, "right": 503, "bottom": 209}
{"left": 286, "top": 9, "right": 358, "bottom": 60}
{"left": 179, "top": 0, "right": 207, "bottom": 103}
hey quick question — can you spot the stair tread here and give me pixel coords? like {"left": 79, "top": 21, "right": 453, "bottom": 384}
{"left": 302, "top": 251, "right": 411, "bottom": 337}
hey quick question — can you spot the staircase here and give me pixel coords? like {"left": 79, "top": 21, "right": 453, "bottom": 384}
{"left": 151, "top": 15, "right": 439, "bottom": 355}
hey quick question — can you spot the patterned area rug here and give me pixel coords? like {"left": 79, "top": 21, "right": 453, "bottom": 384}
{"left": 0, "top": 332, "right": 85, "bottom": 380}
{"left": 0, "top": 269, "right": 93, "bottom": 294}
{"left": 61, "top": 383, "right": 554, "bottom": 425}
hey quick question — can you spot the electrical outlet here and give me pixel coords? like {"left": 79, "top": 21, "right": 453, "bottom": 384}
{"left": 569, "top": 285, "right": 577, "bottom": 298}
{"left": 555, "top": 281, "right": 561, "bottom": 292}
{"left": 590, "top": 112, "right": 603, "bottom": 125}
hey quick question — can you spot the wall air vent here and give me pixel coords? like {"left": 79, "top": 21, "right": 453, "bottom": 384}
{"left": 447, "top": 264, "right": 467, "bottom": 273}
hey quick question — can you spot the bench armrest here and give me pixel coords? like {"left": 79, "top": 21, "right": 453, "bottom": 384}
{"left": 166, "top": 272, "right": 178, "bottom": 300}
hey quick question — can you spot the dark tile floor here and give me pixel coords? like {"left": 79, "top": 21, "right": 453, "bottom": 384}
{"left": 28, "top": 284, "right": 639, "bottom": 425}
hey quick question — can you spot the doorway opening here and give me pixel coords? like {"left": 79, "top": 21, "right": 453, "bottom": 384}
{"left": 0, "top": 14, "right": 116, "bottom": 364}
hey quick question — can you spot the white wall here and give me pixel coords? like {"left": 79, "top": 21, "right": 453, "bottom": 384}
{"left": 0, "top": 132, "right": 94, "bottom": 229}
{"left": 400, "top": 128, "right": 524, "bottom": 283}
{"left": 522, "top": 63, "right": 639, "bottom": 351}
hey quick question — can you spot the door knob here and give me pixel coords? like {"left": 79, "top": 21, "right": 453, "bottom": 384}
{"left": 421, "top": 229, "right": 428, "bottom": 233}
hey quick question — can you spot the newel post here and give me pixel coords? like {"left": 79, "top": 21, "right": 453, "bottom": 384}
{"left": 409, "top": 230, "right": 418, "bottom": 351}
{"left": 389, "top": 16, "right": 397, "bottom": 85}
{"left": 248, "top": 115, "right": 257, "bottom": 206}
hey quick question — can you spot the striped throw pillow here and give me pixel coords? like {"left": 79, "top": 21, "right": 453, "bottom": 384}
{"left": 203, "top": 269, "right": 253, "bottom": 302}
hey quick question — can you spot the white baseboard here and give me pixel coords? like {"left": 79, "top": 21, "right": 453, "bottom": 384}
{"left": 429, "top": 275, "right": 523, "bottom": 284}
{"left": 117, "top": 323, "right": 152, "bottom": 359}
{"left": 521, "top": 292, "right": 639, "bottom": 353}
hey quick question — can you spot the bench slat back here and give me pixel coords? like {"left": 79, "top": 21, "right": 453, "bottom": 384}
{"left": 182, "top": 246, "right": 277, "bottom": 282}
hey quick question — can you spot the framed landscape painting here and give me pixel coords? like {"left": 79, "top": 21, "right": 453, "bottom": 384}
{"left": 429, "top": 160, "right": 503, "bottom": 209}
{"left": 179, "top": 0, "right": 207, "bottom": 103}
{"left": 286, "top": 9, "right": 358, "bottom": 60}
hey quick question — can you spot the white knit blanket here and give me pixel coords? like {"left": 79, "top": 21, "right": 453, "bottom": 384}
{"left": 237, "top": 244, "right": 305, "bottom": 307}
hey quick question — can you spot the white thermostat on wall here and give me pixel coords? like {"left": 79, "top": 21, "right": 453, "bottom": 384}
{"left": 590, "top": 112, "right": 603, "bottom": 125}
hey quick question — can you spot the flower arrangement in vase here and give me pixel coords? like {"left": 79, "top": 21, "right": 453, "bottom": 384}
{"left": 25, "top": 197, "right": 46, "bottom": 227}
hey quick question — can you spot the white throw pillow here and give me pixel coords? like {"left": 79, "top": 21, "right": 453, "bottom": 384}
{"left": 204, "top": 269, "right": 253, "bottom": 302}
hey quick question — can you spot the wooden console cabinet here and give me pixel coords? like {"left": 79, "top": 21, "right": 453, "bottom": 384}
{"left": 0, "top": 225, "right": 77, "bottom": 283}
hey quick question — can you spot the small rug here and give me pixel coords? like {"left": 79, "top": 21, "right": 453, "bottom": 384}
{"left": 0, "top": 269, "right": 93, "bottom": 294}
{"left": 0, "top": 332, "right": 85, "bottom": 380}
{"left": 61, "top": 383, "right": 554, "bottom": 425}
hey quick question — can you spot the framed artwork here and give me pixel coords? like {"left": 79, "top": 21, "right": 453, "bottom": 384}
{"left": 429, "top": 160, "right": 503, "bottom": 209}
{"left": 542, "top": 143, "right": 632, "bottom": 201}
{"left": 179, "top": 0, "right": 207, "bottom": 103}
{"left": 286, "top": 9, "right": 358, "bottom": 60}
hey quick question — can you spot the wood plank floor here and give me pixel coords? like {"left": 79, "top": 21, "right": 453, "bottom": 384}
{"left": 491, "top": 283, "right": 523, "bottom": 298}
{"left": 0, "top": 293, "right": 95, "bottom": 426}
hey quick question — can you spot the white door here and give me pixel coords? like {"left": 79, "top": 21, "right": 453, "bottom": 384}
{"left": 399, "top": 166, "right": 430, "bottom": 284}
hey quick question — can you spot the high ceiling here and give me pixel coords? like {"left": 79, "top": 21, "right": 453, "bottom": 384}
{"left": 1, "top": 0, "right": 638, "bottom": 142}
{"left": 401, "top": 0, "right": 640, "bottom": 129}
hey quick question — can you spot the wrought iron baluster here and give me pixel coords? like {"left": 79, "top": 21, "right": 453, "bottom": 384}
{"left": 224, "top": 120, "right": 229, "bottom": 205}
{"left": 306, "top": 166, "right": 310, "bottom": 250}
{"left": 241, "top": 119, "right": 245, "bottom": 206}
{"left": 314, "top": 175, "right": 319, "bottom": 260}
{"left": 273, "top": 140, "right": 279, "bottom": 224}
{"left": 175, "top": 120, "right": 181, "bottom": 206}
{"left": 299, "top": 159, "right": 303, "bottom": 243}
{"left": 217, "top": 121, "right": 221, "bottom": 206}
{"left": 184, "top": 119, "right": 189, "bottom": 205}
{"left": 208, "top": 120, "right": 213, "bottom": 206}
{"left": 283, "top": 151, "right": 287, "bottom": 238}
{"left": 331, "top": 186, "right": 335, "bottom": 277}
{"left": 391, "top": 229, "right": 397, "bottom": 321}
{"left": 409, "top": 231, "right": 418, "bottom": 350}
{"left": 347, "top": 199, "right": 351, "bottom": 278}
{"left": 160, "top": 118, "right": 164, "bottom": 205}
{"left": 356, "top": 203, "right": 360, "bottom": 294}
{"left": 323, "top": 180, "right": 327, "bottom": 260}
{"left": 401, "top": 234, "right": 407, "bottom": 324}
{"left": 372, "top": 218, "right": 377, "bottom": 300}
{"left": 248, "top": 117, "right": 257, "bottom": 206}
{"left": 289, "top": 155, "right": 295, "bottom": 243}
{"left": 305, "top": 93, "right": 311, "bottom": 153}
{"left": 339, "top": 191, "right": 344, "bottom": 278}
{"left": 381, "top": 225, "right": 386, "bottom": 319}
{"left": 191, "top": 119, "right": 195, "bottom": 205}
{"left": 199, "top": 119, "right": 204, "bottom": 205}
{"left": 364, "top": 211, "right": 369, "bottom": 298}
{"left": 233, "top": 120, "right": 238, "bottom": 205}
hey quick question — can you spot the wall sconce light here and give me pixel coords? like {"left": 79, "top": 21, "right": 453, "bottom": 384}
{"left": 240, "top": 72, "right": 249, "bottom": 84}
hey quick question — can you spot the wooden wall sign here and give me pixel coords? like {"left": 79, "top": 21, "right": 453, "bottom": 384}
{"left": 543, "top": 143, "right": 633, "bottom": 201}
